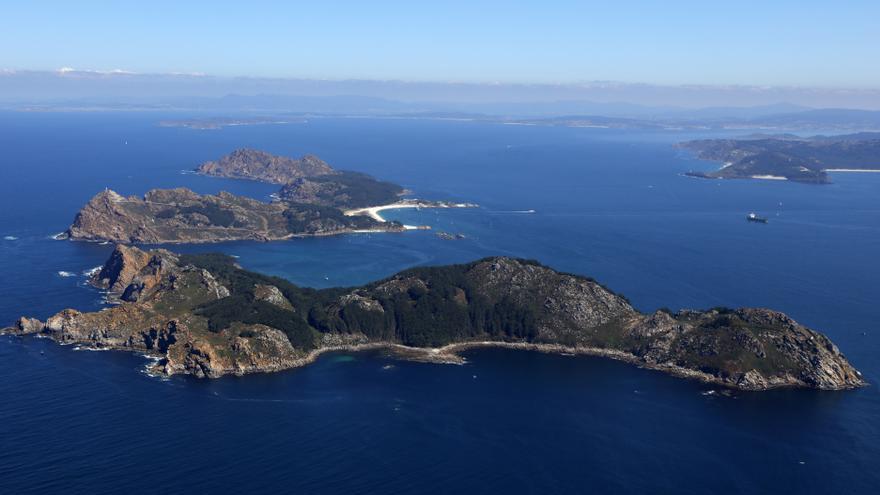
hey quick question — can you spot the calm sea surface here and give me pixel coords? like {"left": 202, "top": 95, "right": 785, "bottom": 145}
{"left": 0, "top": 112, "right": 878, "bottom": 493}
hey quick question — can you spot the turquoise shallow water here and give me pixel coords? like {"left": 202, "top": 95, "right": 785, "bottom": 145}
{"left": 0, "top": 112, "right": 878, "bottom": 493}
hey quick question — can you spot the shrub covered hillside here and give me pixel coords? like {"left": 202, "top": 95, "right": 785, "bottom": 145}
{"left": 7, "top": 245, "right": 864, "bottom": 389}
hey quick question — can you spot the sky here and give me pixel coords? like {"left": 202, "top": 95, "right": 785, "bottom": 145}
{"left": 1, "top": 0, "right": 879, "bottom": 88}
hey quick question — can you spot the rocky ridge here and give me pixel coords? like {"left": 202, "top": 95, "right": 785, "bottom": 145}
{"left": 2, "top": 246, "right": 865, "bottom": 390}
{"left": 196, "top": 148, "right": 336, "bottom": 184}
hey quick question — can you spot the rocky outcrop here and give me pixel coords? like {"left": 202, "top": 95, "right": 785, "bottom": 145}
{"left": 253, "top": 284, "right": 293, "bottom": 310}
{"left": 196, "top": 149, "right": 336, "bottom": 184}
{"left": 2, "top": 248, "right": 865, "bottom": 390}
{"left": 91, "top": 244, "right": 176, "bottom": 296}
{"left": 64, "top": 187, "right": 398, "bottom": 244}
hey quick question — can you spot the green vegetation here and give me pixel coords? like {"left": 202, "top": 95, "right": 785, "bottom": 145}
{"left": 180, "top": 254, "right": 327, "bottom": 350}
{"left": 282, "top": 203, "right": 378, "bottom": 232}
{"left": 156, "top": 204, "right": 236, "bottom": 227}
{"left": 682, "top": 133, "right": 880, "bottom": 183}
{"left": 312, "top": 171, "right": 404, "bottom": 208}
{"left": 280, "top": 171, "right": 404, "bottom": 209}
{"left": 180, "top": 254, "right": 546, "bottom": 350}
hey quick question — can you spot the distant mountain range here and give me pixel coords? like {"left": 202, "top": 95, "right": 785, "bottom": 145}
{"left": 2, "top": 70, "right": 880, "bottom": 130}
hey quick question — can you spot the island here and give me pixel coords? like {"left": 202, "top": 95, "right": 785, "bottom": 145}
{"left": 3, "top": 244, "right": 864, "bottom": 391}
{"left": 158, "top": 117, "right": 304, "bottom": 130}
{"left": 63, "top": 188, "right": 400, "bottom": 243}
{"left": 61, "top": 149, "right": 476, "bottom": 244}
{"left": 196, "top": 148, "right": 338, "bottom": 184}
{"left": 680, "top": 132, "right": 880, "bottom": 183}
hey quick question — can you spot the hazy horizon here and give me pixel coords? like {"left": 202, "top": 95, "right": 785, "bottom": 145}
{"left": 2, "top": 69, "right": 880, "bottom": 114}
{"left": 3, "top": 1, "right": 879, "bottom": 112}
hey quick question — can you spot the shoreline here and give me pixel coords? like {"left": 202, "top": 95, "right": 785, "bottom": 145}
{"left": 61, "top": 224, "right": 408, "bottom": 245}
{"left": 4, "top": 328, "right": 864, "bottom": 391}
{"left": 154, "top": 338, "right": 856, "bottom": 391}
{"left": 344, "top": 200, "right": 477, "bottom": 223}
{"left": 749, "top": 175, "right": 788, "bottom": 181}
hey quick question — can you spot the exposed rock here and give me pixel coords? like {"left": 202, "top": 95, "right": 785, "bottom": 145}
{"left": 65, "top": 187, "right": 396, "bottom": 244}
{"left": 2, "top": 247, "right": 865, "bottom": 390}
{"left": 253, "top": 284, "right": 293, "bottom": 310}
{"left": 14, "top": 317, "right": 44, "bottom": 334}
{"left": 196, "top": 149, "right": 336, "bottom": 184}
{"left": 91, "top": 244, "right": 176, "bottom": 294}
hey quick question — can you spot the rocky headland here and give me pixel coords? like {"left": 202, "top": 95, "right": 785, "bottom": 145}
{"left": 680, "top": 132, "right": 880, "bottom": 183}
{"left": 3, "top": 245, "right": 864, "bottom": 390}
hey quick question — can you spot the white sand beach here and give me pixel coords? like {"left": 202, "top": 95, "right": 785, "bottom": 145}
{"left": 344, "top": 200, "right": 477, "bottom": 227}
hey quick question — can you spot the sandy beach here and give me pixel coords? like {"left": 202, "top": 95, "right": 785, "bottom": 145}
{"left": 344, "top": 199, "right": 477, "bottom": 228}
{"left": 750, "top": 175, "right": 788, "bottom": 180}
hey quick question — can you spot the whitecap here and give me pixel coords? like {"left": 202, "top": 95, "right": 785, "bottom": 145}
{"left": 57, "top": 271, "right": 76, "bottom": 277}
{"left": 3, "top": 235, "right": 18, "bottom": 241}
{"left": 75, "top": 346, "right": 109, "bottom": 352}
{"left": 82, "top": 266, "right": 102, "bottom": 277}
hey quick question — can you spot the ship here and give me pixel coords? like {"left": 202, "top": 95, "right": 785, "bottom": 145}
{"left": 747, "top": 212, "right": 768, "bottom": 223}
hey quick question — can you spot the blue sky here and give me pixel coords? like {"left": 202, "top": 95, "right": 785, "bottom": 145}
{"left": 1, "top": 0, "right": 878, "bottom": 87}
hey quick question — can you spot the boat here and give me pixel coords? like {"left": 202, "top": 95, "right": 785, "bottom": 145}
{"left": 747, "top": 212, "right": 768, "bottom": 223}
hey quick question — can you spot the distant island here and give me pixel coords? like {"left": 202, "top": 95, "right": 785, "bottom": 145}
{"left": 3, "top": 245, "right": 864, "bottom": 391}
{"left": 680, "top": 132, "right": 880, "bottom": 183}
{"left": 60, "top": 149, "right": 475, "bottom": 244}
{"left": 158, "top": 117, "right": 305, "bottom": 130}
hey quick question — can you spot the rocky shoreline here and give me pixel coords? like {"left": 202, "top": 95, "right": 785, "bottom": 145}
{"left": 2, "top": 245, "right": 865, "bottom": 390}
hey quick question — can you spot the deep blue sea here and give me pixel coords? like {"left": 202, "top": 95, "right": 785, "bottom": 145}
{"left": 0, "top": 112, "right": 878, "bottom": 494}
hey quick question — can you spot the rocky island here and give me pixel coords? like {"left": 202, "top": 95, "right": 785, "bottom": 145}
{"left": 62, "top": 149, "right": 476, "bottom": 244}
{"left": 63, "top": 188, "right": 399, "bottom": 243}
{"left": 3, "top": 245, "right": 864, "bottom": 390}
{"left": 680, "top": 132, "right": 880, "bottom": 183}
{"left": 196, "top": 148, "right": 339, "bottom": 184}
{"left": 197, "top": 148, "right": 406, "bottom": 208}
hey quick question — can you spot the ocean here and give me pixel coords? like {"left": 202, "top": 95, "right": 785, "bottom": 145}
{"left": 0, "top": 112, "right": 878, "bottom": 493}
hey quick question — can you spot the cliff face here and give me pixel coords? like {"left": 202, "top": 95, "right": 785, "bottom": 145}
{"left": 196, "top": 149, "right": 336, "bottom": 184}
{"left": 2, "top": 247, "right": 865, "bottom": 390}
{"left": 65, "top": 188, "right": 398, "bottom": 244}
